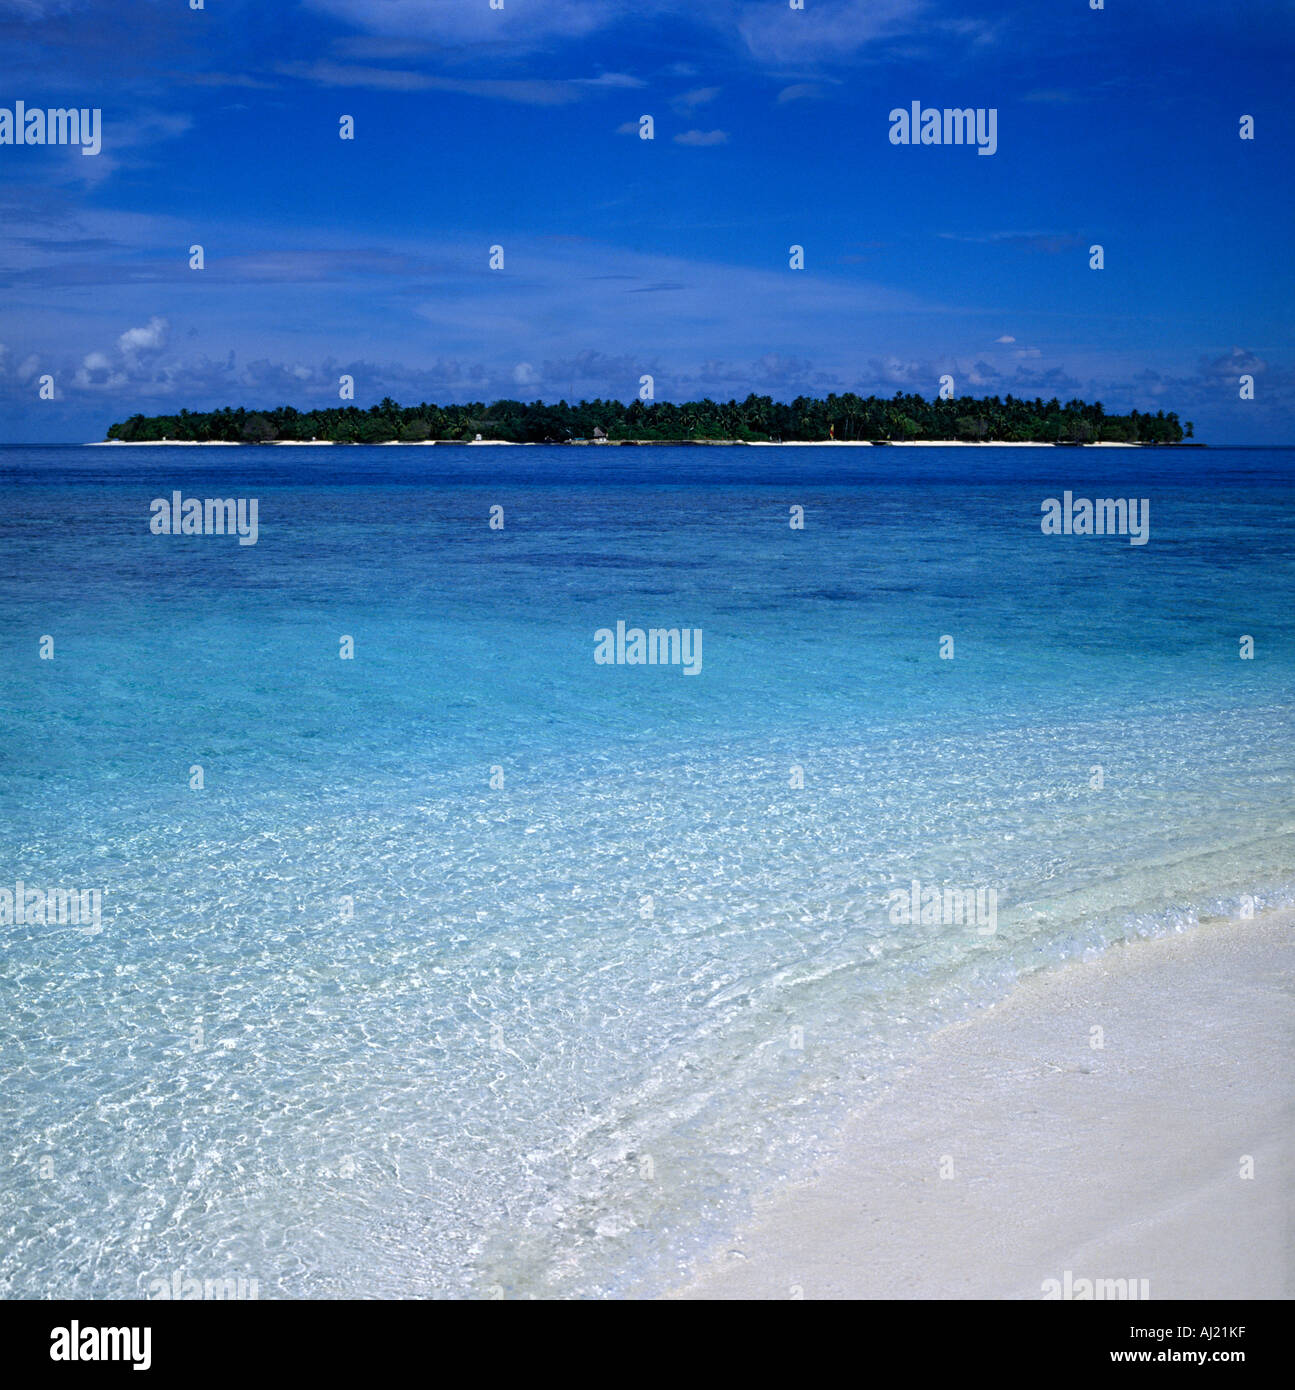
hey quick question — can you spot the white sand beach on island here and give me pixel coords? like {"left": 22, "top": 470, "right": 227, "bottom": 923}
{"left": 884, "top": 439, "right": 1138, "bottom": 446}
{"left": 85, "top": 438, "right": 1154, "bottom": 448}
{"left": 669, "top": 910, "right": 1293, "bottom": 1300}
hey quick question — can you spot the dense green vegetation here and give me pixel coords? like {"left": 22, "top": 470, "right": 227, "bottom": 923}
{"left": 107, "top": 393, "right": 1188, "bottom": 444}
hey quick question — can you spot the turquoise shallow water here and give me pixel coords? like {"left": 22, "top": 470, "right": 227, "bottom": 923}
{"left": 1, "top": 444, "right": 1292, "bottom": 1297}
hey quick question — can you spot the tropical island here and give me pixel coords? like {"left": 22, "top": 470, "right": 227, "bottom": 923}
{"left": 104, "top": 393, "right": 1191, "bottom": 445}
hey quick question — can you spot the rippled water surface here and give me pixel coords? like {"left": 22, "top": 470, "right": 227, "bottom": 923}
{"left": 2, "top": 444, "right": 1292, "bottom": 1297}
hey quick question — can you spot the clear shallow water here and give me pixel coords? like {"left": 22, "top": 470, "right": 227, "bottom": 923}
{"left": 1, "top": 444, "right": 1292, "bottom": 1298}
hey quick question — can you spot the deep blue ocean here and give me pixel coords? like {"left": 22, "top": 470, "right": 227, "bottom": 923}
{"left": 1, "top": 443, "right": 1292, "bottom": 1298}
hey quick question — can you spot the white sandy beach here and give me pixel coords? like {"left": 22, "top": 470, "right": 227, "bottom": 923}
{"left": 747, "top": 440, "right": 1140, "bottom": 447}
{"left": 87, "top": 438, "right": 1154, "bottom": 448}
{"left": 886, "top": 439, "right": 1138, "bottom": 447}
{"left": 670, "top": 911, "right": 1293, "bottom": 1300}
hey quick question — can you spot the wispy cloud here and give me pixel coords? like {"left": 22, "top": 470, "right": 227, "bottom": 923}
{"left": 303, "top": 0, "right": 935, "bottom": 67}
{"left": 278, "top": 59, "right": 643, "bottom": 104}
{"left": 303, "top": 0, "right": 654, "bottom": 50}
{"left": 738, "top": 0, "right": 934, "bottom": 64}
{"left": 939, "top": 231, "right": 1088, "bottom": 256}
{"left": 776, "top": 83, "right": 831, "bottom": 104}
{"left": 672, "top": 86, "right": 720, "bottom": 111}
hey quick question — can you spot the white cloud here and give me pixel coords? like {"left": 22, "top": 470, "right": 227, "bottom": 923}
{"left": 777, "top": 83, "right": 829, "bottom": 104}
{"left": 303, "top": 0, "right": 633, "bottom": 48}
{"left": 0, "top": 0, "right": 82, "bottom": 17}
{"left": 673, "top": 86, "right": 720, "bottom": 111}
{"left": 74, "top": 350, "right": 126, "bottom": 389}
{"left": 118, "top": 316, "right": 169, "bottom": 355}
{"left": 674, "top": 129, "right": 728, "bottom": 147}
{"left": 574, "top": 72, "right": 646, "bottom": 89}
{"left": 278, "top": 61, "right": 612, "bottom": 104}
{"left": 738, "top": 0, "right": 933, "bottom": 63}
{"left": 303, "top": 0, "right": 932, "bottom": 65}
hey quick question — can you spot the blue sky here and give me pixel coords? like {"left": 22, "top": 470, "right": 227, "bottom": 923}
{"left": 1, "top": 0, "right": 1292, "bottom": 441}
